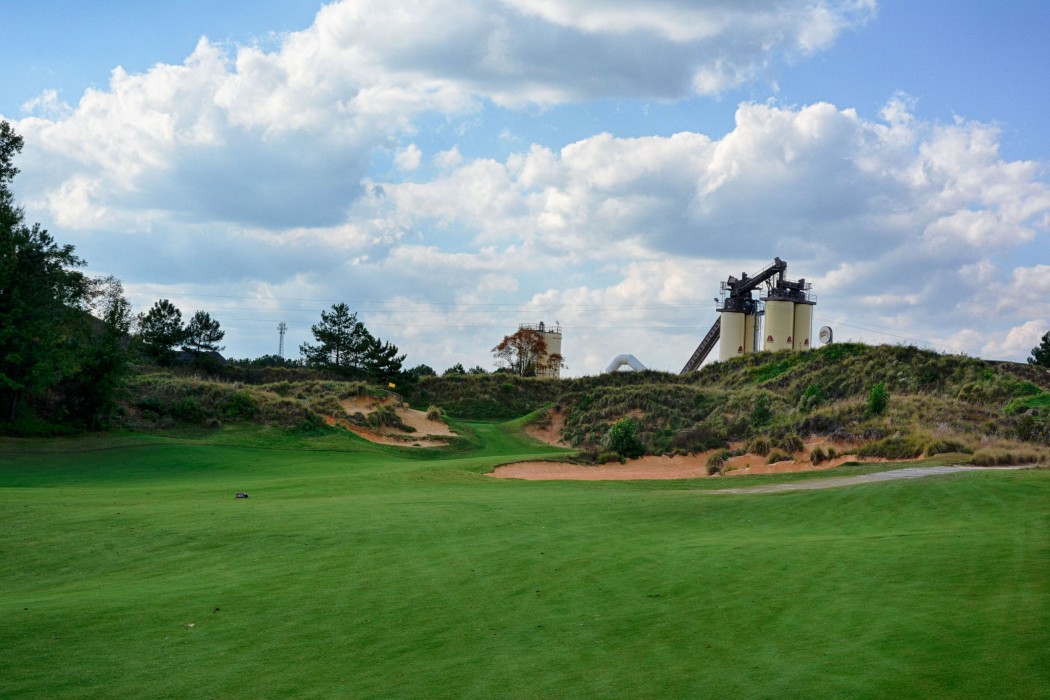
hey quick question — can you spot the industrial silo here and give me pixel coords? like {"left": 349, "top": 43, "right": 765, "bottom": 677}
{"left": 719, "top": 311, "right": 746, "bottom": 361}
{"left": 743, "top": 313, "right": 757, "bottom": 354}
{"left": 792, "top": 301, "right": 814, "bottom": 351}
{"left": 763, "top": 299, "right": 795, "bottom": 352}
{"left": 538, "top": 322, "right": 563, "bottom": 378}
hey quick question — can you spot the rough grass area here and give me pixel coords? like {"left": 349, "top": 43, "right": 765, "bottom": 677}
{"left": 407, "top": 345, "right": 1050, "bottom": 459}
{"left": 124, "top": 372, "right": 382, "bottom": 432}
{"left": 1, "top": 425, "right": 1048, "bottom": 698}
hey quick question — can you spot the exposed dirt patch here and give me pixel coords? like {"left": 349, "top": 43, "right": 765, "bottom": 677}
{"left": 523, "top": 407, "right": 570, "bottom": 447}
{"left": 488, "top": 438, "right": 918, "bottom": 481}
{"left": 328, "top": 396, "right": 455, "bottom": 447}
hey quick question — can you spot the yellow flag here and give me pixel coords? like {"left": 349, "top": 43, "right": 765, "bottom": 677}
{"left": 388, "top": 382, "right": 397, "bottom": 389}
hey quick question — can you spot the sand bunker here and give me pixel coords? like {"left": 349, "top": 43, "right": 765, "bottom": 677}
{"left": 329, "top": 396, "right": 455, "bottom": 447}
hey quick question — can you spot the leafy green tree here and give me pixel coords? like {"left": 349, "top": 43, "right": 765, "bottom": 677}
{"left": 467, "top": 365, "right": 487, "bottom": 375}
{"left": 138, "top": 299, "right": 186, "bottom": 365}
{"left": 1, "top": 122, "right": 91, "bottom": 423}
{"left": 443, "top": 363, "right": 466, "bottom": 376}
{"left": 231, "top": 354, "right": 300, "bottom": 368}
{"left": 0, "top": 121, "right": 131, "bottom": 428}
{"left": 492, "top": 327, "right": 565, "bottom": 377}
{"left": 408, "top": 363, "right": 436, "bottom": 378}
{"left": 1029, "top": 331, "right": 1050, "bottom": 368}
{"left": 183, "top": 310, "right": 225, "bottom": 354}
{"left": 300, "top": 303, "right": 372, "bottom": 372}
{"left": 60, "top": 277, "right": 134, "bottom": 428}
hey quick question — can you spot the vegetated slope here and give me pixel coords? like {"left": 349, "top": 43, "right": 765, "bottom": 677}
{"left": 117, "top": 344, "right": 1050, "bottom": 464}
{"left": 413, "top": 344, "right": 1050, "bottom": 463}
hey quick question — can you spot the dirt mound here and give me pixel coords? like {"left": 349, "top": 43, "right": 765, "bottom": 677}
{"left": 331, "top": 396, "right": 455, "bottom": 447}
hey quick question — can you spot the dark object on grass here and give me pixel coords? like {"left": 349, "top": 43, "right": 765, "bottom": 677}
{"left": 235, "top": 492, "right": 249, "bottom": 499}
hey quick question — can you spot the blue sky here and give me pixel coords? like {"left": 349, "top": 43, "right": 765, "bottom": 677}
{"left": 2, "top": 0, "right": 1049, "bottom": 373}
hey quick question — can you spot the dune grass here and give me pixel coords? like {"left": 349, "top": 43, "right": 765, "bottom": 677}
{"left": 1, "top": 423, "right": 1048, "bottom": 698}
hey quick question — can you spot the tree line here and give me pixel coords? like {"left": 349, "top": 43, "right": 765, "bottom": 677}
{"left": 0, "top": 120, "right": 411, "bottom": 432}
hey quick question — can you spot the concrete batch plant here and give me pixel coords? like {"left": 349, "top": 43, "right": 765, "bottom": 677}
{"left": 680, "top": 257, "right": 815, "bottom": 373}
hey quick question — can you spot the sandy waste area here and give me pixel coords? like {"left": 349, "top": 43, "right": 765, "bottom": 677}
{"left": 498, "top": 408, "right": 913, "bottom": 481}
{"left": 325, "top": 396, "right": 455, "bottom": 447}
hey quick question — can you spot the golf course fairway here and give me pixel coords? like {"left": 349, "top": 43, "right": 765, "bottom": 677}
{"left": 2, "top": 423, "right": 1048, "bottom": 698}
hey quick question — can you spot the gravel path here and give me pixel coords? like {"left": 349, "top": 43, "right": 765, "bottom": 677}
{"left": 707, "top": 465, "right": 1034, "bottom": 495}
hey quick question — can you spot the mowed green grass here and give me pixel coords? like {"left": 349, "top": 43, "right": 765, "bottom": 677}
{"left": 1, "top": 423, "right": 1048, "bottom": 699}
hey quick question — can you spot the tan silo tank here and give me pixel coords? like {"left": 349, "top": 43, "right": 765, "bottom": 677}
{"left": 540, "top": 327, "right": 563, "bottom": 378}
{"left": 743, "top": 313, "right": 756, "bottom": 354}
{"left": 763, "top": 300, "right": 795, "bottom": 352}
{"left": 792, "top": 303, "right": 814, "bottom": 352}
{"left": 719, "top": 311, "right": 746, "bottom": 361}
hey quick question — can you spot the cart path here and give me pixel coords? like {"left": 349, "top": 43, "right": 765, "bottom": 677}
{"left": 707, "top": 465, "right": 1035, "bottom": 494}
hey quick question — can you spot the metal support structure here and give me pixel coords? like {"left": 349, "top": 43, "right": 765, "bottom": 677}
{"left": 680, "top": 257, "right": 815, "bottom": 373}
{"left": 278, "top": 322, "right": 287, "bottom": 358}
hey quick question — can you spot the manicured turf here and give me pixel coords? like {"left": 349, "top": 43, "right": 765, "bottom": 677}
{"left": 1, "top": 424, "right": 1048, "bottom": 698}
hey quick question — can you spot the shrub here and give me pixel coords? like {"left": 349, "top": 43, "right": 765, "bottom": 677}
{"left": 925, "top": 439, "right": 973, "bottom": 457}
{"left": 706, "top": 449, "right": 730, "bottom": 475}
{"left": 766, "top": 450, "right": 792, "bottom": 464}
{"left": 573, "top": 449, "right": 599, "bottom": 464}
{"left": 1015, "top": 414, "right": 1048, "bottom": 443}
{"left": 776, "top": 434, "right": 805, "bottom": 454}
{"left": 798, "top": 383, "right": 823, "bottom": 412}
{"left": 971, "top": 449, "right": 1043, "bottom": 466}
{"left": 426, "top": 405, "right": 444, "bottom": 421}
{"left": 865, "top": 382, "right": 889, "bottom": 417}
{"left": 224, "top": 391, "right": 258, "bottom": 419}
{"left": 673, "top": 423, "right": 727, "bottom": 453}
{"left": 746, "top": 436, "right": 771, "bottom": 456}
{"left": 858, "top": 435, "right": 924, "bottom": 460}
{"left": 751, "top": 395, "right": 772, "bottom": 427}
{"left": 810, "top": 446, "right": 827, "bottom": 464}
{"left": 601, "top": 418, "right": 645, "bottom": 459}
{"left": 173, "top": 397, "right": 204, "bottom": 422}
{"left": 597, "top": 450, "right": 623, "bottom": 464}
{"left": 367, "top": 405, "right": 410, "bottom": 431}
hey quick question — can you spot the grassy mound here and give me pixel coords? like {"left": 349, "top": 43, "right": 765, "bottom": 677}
{"left": 408, "top": 344, "right": 1050, "bottom": 462}
{"left": 124, "top": 372, "right": 381, "bottom": 433}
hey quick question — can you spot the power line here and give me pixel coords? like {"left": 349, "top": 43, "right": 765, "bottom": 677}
{"left": 129, "top": 290, "right": 712, "bottom": 311}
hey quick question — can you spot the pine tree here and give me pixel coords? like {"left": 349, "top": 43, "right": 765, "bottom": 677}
{"left": 138, "top": 299, "right": 186, "bottom": 365}
{"left": 300, "top": 303, "right": 372, "bottom": 372}
{"left": 1029, "top": 331, "right": 1050, "bottom": 368}
{"left": 183, "top": 310, "right": 225, "bottom": 354}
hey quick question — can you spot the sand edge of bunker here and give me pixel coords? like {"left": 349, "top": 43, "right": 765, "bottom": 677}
{"left": 488, "top": 431, "right": 920, "bottom": 481}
